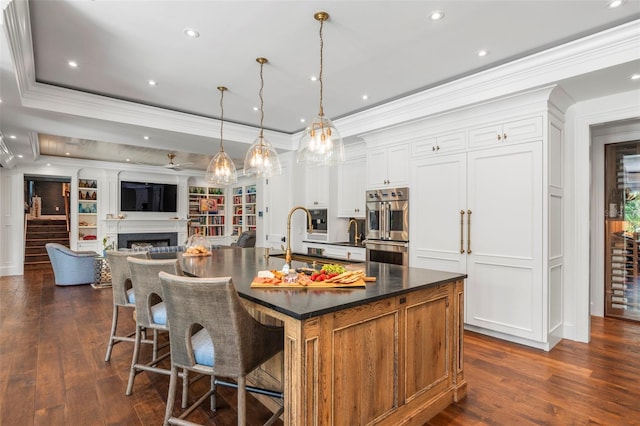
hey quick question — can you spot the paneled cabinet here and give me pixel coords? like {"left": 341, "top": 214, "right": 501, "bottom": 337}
{"left": 337, "top": 157, "right": 366, "bottom": 218}
{"left": 367, "top": 143, "right": 409, "bottom": 189}
{"left": 412, "top": 131, "right": 466, "bottom": 157}
{"left": 468, "top": 116, "right": 542, "bottom": 149}
{"left": 305, "top": 165, "right": 329, "bottom": 208}
{"left": 411, "top": 142, "right": 544, "bottom": 343}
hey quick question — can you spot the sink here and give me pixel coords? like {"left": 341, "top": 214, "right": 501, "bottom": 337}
{"left": 269, "top": 252, "right": 363, "bottom": 265}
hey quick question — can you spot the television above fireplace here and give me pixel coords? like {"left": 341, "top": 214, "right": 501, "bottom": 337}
{"left": 120, "top": 181, "right": 178, "bottom": 212}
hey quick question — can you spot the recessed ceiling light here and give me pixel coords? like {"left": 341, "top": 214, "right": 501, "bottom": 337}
{"left": 608, "top": 0, "right": 625, "bottom": 8}
{"left": 148, "top": 80, "right": 157, "bottom": 86}
{"left": 253, "top": 106, "right": 259, "bottom": 111}
{"left": 65, "top": 152, "right": 70, "bottom": 156}
{"left": 183, "top": 28, "right": 200, "bottom": 38}
{"left": 477, "top": 49, "right": 489, "bottom": 57}
{"left": 362, "top": 94, "right": 369, "bottom": 100}
{"left": 143, "top": 135, "right": 150, "bottom": 140}
{"left": 68, "top": 60, "right": 78, "bottom": 68}
{"left": 429, "top": 10, "right": 445, "bottom": 21}
{"left": 309, "top": 76, "right": 318, "bottom": 82}
{"left": 9, "top": 135, "right": 16, "bottom": 139}
{"left": 630, "top": 73, "right": 640, "bottom": 80}
{"left": 300, "top": 118, "right": 306, "bottom": 123}
{"left": 17, "top": 154, "right": 23, "bottom": 158}
{"left": 126, "top": 158, "right": 131, "bottom": 162}
{"left": 46, "top": 163, "right": 51, "bottom": 166}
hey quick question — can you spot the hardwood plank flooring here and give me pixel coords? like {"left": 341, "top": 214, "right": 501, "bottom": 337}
{"left": 1, "top": 269, "right": 639, "bottom": 425}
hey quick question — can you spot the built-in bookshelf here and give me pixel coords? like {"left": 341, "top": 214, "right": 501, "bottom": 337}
{"left": 231, "top": 184, "right": 257, "bottom": 236}
{"left": 78, "top": 179, "right": 98, "bottom": 241}
{"left": 188, "top": 186, "right": 225, "bottom": 237}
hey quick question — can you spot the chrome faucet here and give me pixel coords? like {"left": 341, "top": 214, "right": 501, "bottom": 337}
{"left": 286, "top": 206, "right": 314, "bottom": 265}
{"left": 348, "top": 219, "right": 360, "bottom": 246}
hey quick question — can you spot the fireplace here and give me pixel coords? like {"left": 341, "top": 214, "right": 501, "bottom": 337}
{"left": 118, "top": 232, "right": 178, "bottom": 249}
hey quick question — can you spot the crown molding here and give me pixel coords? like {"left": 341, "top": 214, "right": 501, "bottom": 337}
{"left": 336, "top": 19, "right": 640, "bottom": 139}
{"left": 4, "top": 0, "right": 639, "bottom": 151}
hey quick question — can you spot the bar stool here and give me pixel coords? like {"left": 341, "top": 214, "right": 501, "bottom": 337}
{"left": 126, "top": 257, "right": 189, "bottom": 407}
{"left": 158, "top": 271, "right": 284, "bottom": 426}
{"left": 104, "top": 250, "right": 152, "bottom": 362}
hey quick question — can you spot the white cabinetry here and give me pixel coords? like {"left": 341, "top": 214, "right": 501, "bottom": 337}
{"left": 412, "top": 141, "right": 544, "bottom": 343}
{"left": 367, "top": 143, "right": 409, "bottom": 189}
{"left": 408, "top": 85, "right": 569, "bottom": 350}
{"left": 338, "top": 157, "right": 366, "bottom": 218}
{"left": 305, "top": 165, "right": 329, "bottom": 208}
{"left": 411, "top": 131, "right": 466, "bottom": 157}
{"left": 468, "top": 116, "right": 542, "bottom": 149}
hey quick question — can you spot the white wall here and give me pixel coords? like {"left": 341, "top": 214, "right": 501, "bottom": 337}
{"left": 564, "top": 89, "right": 640, "bottom": 343}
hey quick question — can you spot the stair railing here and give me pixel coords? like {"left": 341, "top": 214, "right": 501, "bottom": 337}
{"left": 64, "top": 189, "right": 70, "bottom": 232}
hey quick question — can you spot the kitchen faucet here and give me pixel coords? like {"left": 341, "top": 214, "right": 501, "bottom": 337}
{"left": 285, "top": 206, "right": 314, "bottom": 265}
{"left": 348, "top": 219, "right": 360, "bottom": 246}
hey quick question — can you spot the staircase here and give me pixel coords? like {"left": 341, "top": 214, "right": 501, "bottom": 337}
{"left": 25, "top": 218, "right": 69, "bottom": 270}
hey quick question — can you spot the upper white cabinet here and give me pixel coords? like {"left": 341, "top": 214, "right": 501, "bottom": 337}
{"left": 412, "top": 131, "right": 467, "bottom": 157}
{"left": 338, "top": 157, "right": 366, "bottom": 218}
{"left": 367, "top": 143, "right": 409, "bottom": 189}
{"left": 305, "top": 165, "right": 330, "bottom": 208}
{"left": 468, "top": 116, "right": 543, "bottom": 149}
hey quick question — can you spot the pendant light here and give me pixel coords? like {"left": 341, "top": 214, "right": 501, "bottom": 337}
{"left": 243, "top": 57, "right": 282, "bottom": 177}
{"left": 205, "top": 86, "right": 238, "bottom": 185}
{"left": 297, "top": 11, "right": 345, "bottom": 166}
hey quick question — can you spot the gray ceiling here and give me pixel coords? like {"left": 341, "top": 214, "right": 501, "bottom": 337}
{"left": 1, "top": 0, "right": 640, "bottom": 171}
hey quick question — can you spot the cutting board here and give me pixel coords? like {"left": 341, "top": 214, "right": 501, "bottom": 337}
{"left": 251, "top": 278, "right": 367, "bottom": 289}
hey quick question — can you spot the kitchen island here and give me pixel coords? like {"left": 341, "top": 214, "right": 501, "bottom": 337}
{"left": 180, "top": 248, "right": 467, "bottom": 425}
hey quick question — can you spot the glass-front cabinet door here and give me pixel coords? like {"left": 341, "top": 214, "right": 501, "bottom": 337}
{"left": 604, "top": 141, "right": 640, "bottom": 321}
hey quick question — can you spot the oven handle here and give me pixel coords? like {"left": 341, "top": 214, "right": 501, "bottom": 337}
{"left": 364, "top": 240, "right": 408, "bottom": 249}
{"left": 385, "top": 202, "right": 392, "bottom": 239}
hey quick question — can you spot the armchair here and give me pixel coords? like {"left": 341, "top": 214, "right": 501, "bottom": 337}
{"left": 45, "top": 243, "right": 96, "bottom": 286}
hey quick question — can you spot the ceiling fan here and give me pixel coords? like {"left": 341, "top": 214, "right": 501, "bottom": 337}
{"left": 163, "top": 153, "right": 193, "bottom": 170}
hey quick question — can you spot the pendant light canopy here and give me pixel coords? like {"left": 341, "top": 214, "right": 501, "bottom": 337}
{"left": 205, "top": 86, "right": 238, "bottom": 185}
{"left": 297, "top": 11, "right": 345, "bottom": 166}
{"left": 243, "top": 57, "right": 282, "bottom": 178}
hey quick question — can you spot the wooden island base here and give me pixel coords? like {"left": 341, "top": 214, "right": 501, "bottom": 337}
{"left": 245, "top": 278, "right": 466, "bottom": 425}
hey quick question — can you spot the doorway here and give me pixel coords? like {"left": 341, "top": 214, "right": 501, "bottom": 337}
{"left": 23, "top": 175, "right": 72, "bottom": 270}
{"left": 603, "top": 141, "right": 640, "bottom": 321}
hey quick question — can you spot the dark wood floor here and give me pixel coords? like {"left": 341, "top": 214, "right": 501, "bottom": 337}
{"left": 1, "top": 269, "right": 639, "bottom": 425}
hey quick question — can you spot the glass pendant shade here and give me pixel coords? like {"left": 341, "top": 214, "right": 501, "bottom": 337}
{"left": 297, "top": 114, "right": 345, "bottom": 166}
{"left": 205, "top": 86, "right": 237, "bottom": 185}
{"left": 244, "top": 57, "right": 281, "bottom": 178}
{"left": 243, "top": 135, "right": 282, "bottom": 178}
{"left": 205, "top": 149, "right": 237, "bottom": 185}
{"left": 297, "top": 11, "right": 344, "bottom": 166}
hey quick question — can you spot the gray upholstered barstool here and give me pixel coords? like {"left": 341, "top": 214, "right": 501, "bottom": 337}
{"left": 104, "top": 250, "right": 151, "bottom": 362}
{"left": 158, "top": 271, "right": 284, "bottom": 426}
{"left": 126, "top": 257, "right": 189, "bottom": 407}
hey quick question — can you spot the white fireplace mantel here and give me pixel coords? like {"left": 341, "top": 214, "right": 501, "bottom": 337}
{"left": 104, "top": 218, "right": 189, "bottom": 248}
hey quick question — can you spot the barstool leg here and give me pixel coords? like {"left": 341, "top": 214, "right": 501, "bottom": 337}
{"left": 126, "top": 325, "right": 142, "bottom": 395}
{"left": 104, "top": 305, "right": 119, "bottom": 362}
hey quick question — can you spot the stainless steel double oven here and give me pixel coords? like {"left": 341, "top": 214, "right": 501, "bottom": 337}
{"left": 364, "top": 187, "right": 409, "bottom": 266}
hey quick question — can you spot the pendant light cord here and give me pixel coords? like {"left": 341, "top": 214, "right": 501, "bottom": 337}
{"left": 318, "top": 18, "right": 324, "bottom": 117}
{"left": 259, "top": 61, "right": 265, "bottom": 141}
{"left": 219, "top": 88, "right": 225, "bottom": 152}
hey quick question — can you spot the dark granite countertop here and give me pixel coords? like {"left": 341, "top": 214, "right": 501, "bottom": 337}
{"left": 180, "top": 248, "right": 466, "bottom": 320}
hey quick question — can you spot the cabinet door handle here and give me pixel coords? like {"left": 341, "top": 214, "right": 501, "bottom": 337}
{"left": 460, "top": 210, "right": 465, "bottom": 254}
{"left": 503, "top": 133, "right": 507, "bottom": 140}
{"left": 467, "top": 209, "right": 472, "bottom": 254}
{"left": 497, "top": 134, "right": 502, "bottom": 141}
